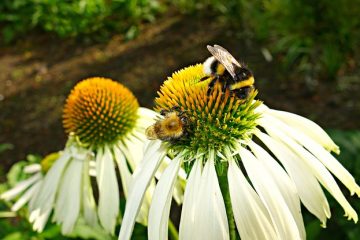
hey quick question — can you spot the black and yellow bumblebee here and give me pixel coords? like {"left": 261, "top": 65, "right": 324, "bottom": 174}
{"left": 201, "top": 45, "right": 255, "bottom": 100}
{"left": 145, "top": 107, "right": 188, "bottom": 142}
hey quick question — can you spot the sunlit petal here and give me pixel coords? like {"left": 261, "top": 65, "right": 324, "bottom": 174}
{"left": 239, "top": 146, "right": 301, "bottom": 240}
{"left": 148, "top": 155, "right": 182, "bottom": 240}
{"left": 179, "top": 159, "right": 202, "bottom": 239}
{"left": 118, "top": 140, "right": 165, "bottom": 240}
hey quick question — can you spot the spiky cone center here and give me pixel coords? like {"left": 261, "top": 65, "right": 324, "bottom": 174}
{"left": 155, "top": 64, "right": 261, "bottom": 161}
{"left": 63, "top": 77, "right": 139, "bottom": 148}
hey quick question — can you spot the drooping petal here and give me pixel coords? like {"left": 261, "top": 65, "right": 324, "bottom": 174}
{"left": 260, "top": 121, "right": 358, "bottom": 223}
{"left": 114, "top": 143, "right": 155, "bottom": 226}
{"left": 137, "top": 107, "right": 158, "bottom": 128}
{"left": 266, "top": 108, "right": 339, "bottom": 153}
{"left": 155, "top": 156, "right": 185, "bottom": 204}
{"left": 263, "top": 115, "right": 360, "bottom": 197}
{"left": 228, "top": 159, "right": 278, "bottom": 240}
{"left": 118, "top": 140, "right": 140, "bottom": 171}
{"left": 23, "top": 164, "right": 42, "bottom": 174}
{"left": 255, "top": 131, "right": 331, "bottom": 226}
{"left": 248, "top": 141, "right": 306, "bottom": 239}
{"left": 239, "top": 146, "right": 301, "bottom": 240}
{"left": 11, "top": 180, "right": 41, "bottom": 211}
{"left": 96, "top": 146, "right": 119, "bottom": 234}
{"left": 28, "top": 179, "right": 42, "bottom": 212}
{"left": 53, "top": 157, "right": 83, "bottom": 234}
{"left": 179, "top": 159, "right": 202, "bottom": 240}
{"left": 148, "top": 155, "right": 182, "bottom": 240}
{"left": 33, "top": 150, "right": 71, "bottom": 215}
{"left": 82, "top": 159, "right": 98, "bottom": 227}
{"left": 194, "top": 156, "right": 229, "bottom": 240}
{"left": 118, "top": 140, "right": 165, "bottom": 240}
{"left": 31, "top": 208, "right": 51, "bottom": 232}
{"left": 113, "top": 145, "right": 132, "bottom": 198}
{"left": 1, "top": 173, "right": 42, "bottom": 201}
{"left": 89, "top": 160, "right": 97, "bottom": 177}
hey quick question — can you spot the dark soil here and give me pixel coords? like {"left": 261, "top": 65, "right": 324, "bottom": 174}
{"left": 1, "top": 13, "right": 359, "bottom": 172}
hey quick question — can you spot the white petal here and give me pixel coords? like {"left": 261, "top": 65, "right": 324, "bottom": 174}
{"left": 1, "top": 173, "right": 42, "bottom": 201}
{"left": 135, "top": 179, "right": 156, "bottom": 226}
{"left": 89, "top": 160, "right": 97, "bottom": 177}
{"left": 148, "top": 155, "right": 182, "bottom": 240}
{"left": 118, "top": 140, "right": 141, "bottom": 170}
{"left": 228, "top": 159, "right": 277, "bottom": 240}
{"left": 179, "top": 160, "right": 202, "bottom": 240}
{"left": 31, "top": 208, "right": 51, "bottom": 232}
{"left": 137, "top": 107, "right": 158, "bottom": 128}
{"left": 114, "top": 146, "right": 132, "bottom": 198}
{"left": 96, "top": 146, "right": 119, "bottom": 234}
{"left": 239, "top": 146, "right": 301, "bottom": 240}
{"left": 266, "top": 109, "right": 339, "bottom": 153}
{"left": 11, "top": 180, "right": 41, "bottom": 211}
{"left": 194, "top": 157, "right": 229, "bottom": 240}
{"left": 53, "top": 157, "right": 83, "bottom": 234}
{"left": 82, "top": 159, "right": 98, "bottom": 227}
{"left": 260, "top": 121, "right": 358, "bottom": 223}
{"left": 118, "top": 140, "right": 165, "bottom": 240}
{"left": 114, "top": 144, "right": 153, "bottom": 226}
{"left": 155, "top": 156, "right": 185, "bottom": 204}
{"left": 255, "top": 131, "right": 331, "bottom": 226}
{"left": 28, "top": 179, "right": 43, "bottom": 212}
{"left": 248, "top": 141, "right": 306, "bottom": 239}
{"left": 33, "top": 150, "right": 71, "bottom": 215}
{"left": 24, "top": 164, "right": 41, "bottom": 174}
{"left": 263, "top": 115, "right": 360, "bottom": 197}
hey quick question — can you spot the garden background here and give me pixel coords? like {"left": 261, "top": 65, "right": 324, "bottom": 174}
{"left": 0, "top": 0, "right": 359, "bottom": 239}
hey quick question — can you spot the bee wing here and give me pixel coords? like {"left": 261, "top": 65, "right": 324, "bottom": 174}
{"left": 207, "top": 45, "right": 241, "bottom": 78}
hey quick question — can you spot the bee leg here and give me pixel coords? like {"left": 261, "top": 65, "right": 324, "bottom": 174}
{"left": 179, "top": 115, "right": 188, "bottom": 125}
{"left": 235, "top": 86, "right": 254, "bottom": 99}
{"left": 171, "top": 106, "right": 181, "bottom": 112}
{"left": 222, "top": 80, "right": 228, "bottom": 93}
{"left": 207, "top": 77, "right": 218, "bottom": 96}
{"left": 199, "top": 76, "right": 209, "bottom": 82}
{"left": 160, "top": 109, "right": 169, "bottom": 116}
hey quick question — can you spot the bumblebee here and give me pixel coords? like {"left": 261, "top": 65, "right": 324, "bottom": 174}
{"left": 201, "top": 44, "right": 255, "bottom": 100}
{"left": 145, "top": 107, "right": 188, "bottom": 142}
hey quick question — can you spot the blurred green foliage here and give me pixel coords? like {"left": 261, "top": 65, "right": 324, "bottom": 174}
{"left": 242, "top": 0, "right": 360, "bottom": 80}
{"left": 172, "top": 0, "right": 360, "bottom": 80}
{"left": 0, "top": 0, "right": 163, "bottom": 43}
{"left": 1, "top": 0, "right": 358, "bottom": 79}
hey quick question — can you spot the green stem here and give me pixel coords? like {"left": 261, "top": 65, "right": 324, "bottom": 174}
{"left": 168, "top": 219, "right": 179, "bottom": 240}
{"left": 218, "top": 167, "right": 236, "bottom": 240}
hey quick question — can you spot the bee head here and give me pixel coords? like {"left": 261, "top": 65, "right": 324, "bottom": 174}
{"left": 235, "top": 67, "right": 253, "bottom": 81}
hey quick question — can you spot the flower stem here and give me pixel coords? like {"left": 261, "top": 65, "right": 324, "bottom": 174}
{"left": 218, "top": 167, "right": 237, "bottom": 240}
{"left": 168, "top": 219, "right": 179, "bottom": 240}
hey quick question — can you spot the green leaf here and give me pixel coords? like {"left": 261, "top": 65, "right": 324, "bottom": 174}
{"left": 0, "top": 143, "right": 13, "bottom": 154}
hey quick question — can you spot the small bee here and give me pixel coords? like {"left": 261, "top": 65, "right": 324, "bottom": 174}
{"left": 145, "top": 107, "right": 188, "bottom": 142}
{"left": 201, "top": 44, "right": 255, "bottom": 100}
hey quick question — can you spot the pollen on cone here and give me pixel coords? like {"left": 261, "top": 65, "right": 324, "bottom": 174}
{"left": 63, "top": 77, "right": 139, "bottom": 147}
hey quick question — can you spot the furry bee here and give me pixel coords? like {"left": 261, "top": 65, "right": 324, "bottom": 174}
{"left": 145, "top": 107, "right": 188, "bottom": 141}
{"left": 201, "top": 44, "right": 255, "bottom": 100}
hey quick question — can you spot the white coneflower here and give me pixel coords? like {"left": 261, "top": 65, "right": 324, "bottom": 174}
{"left": 30, "top": 77, "right": 158, "bottom": 235}
{"left": 0, "top": 152, "right": 59, "bottom": 232}
{"left": 118, "top": 64, "right": 360, "bottom": 240}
